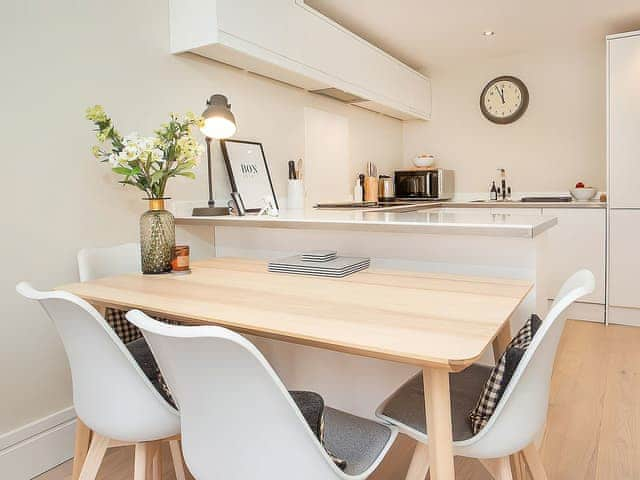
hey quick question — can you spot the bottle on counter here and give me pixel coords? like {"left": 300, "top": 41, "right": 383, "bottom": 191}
{"left": 353, "top": 177, "right": 364, "bottom": 202}
{"left": 506, "top": 186, "right": 512, "bottom": 201}
{"left": 497, "top": 168, "right": 507, "bottom": 201}
{"left": 490, "top": 181, "right": 498, "bottom": 201}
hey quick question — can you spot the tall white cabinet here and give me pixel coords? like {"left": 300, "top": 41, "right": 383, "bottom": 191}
{"left": 607, "top": 30, "right": 640, "bottom": 326}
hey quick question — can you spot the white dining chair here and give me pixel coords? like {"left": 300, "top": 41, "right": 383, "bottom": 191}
{"left": 126, "top": 310, "right": 399, "bottom": 480}
{"left": 375, "top": 269, "right": 595, "bottom": 480}
{"left": 78, "top": 243, "right": 145, "bottom": 344}
{"left": 16, "top": 283, "right": 186, "bottom": 480}
{"left": 77, "top": 243, "right": 141, "bottom": 282}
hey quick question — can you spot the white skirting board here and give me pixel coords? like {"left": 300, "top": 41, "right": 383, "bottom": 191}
{"left": 0, "top": 407, "right": 76, "bottom": 480}
{"left": 608, "top": 306, "right": 640, "bottom": 327}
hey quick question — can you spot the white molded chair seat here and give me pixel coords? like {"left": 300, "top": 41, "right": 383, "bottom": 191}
{"left": 16, "top": 283, "right": 185, "bottom": 480}
{"left": 126, "top": 311, "right": 398, "bottom": 480}
{"left": 374, "top": 270, "right": 595, "bottom": 479}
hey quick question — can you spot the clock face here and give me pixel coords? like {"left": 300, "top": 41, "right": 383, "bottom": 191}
{"left": 480, "top": 76, "right": 529, "bottom": 124}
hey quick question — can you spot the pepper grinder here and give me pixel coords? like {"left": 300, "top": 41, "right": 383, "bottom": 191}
{"left": 364, "top": 162, "right": 379, "bottom": 202}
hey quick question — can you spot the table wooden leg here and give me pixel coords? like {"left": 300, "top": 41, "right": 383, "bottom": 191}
{"left": 492, "top": 320, "right": 512, "bottom": 360}
{"left": 423, "top": 367, "right": 455, "bottom": 480}
{"left": 71, "top": 420, "right": 93, "bottom": 480}
{"left": 404, "top": 442, "right": 430, "bottom": 480}
{"left": 492, "top": 319, "right": 525, "bottom": 480}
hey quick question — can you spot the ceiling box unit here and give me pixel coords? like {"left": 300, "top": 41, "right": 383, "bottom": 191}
{"left": 169, "top": 0, "right": 431, "bottom": 120}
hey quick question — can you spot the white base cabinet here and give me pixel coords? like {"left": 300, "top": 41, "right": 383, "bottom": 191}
{"left": 608, "top": 210, "right": 640, "bottom": 325}
{"left": 541, "top": 208, "right": 606, "bottom": 322}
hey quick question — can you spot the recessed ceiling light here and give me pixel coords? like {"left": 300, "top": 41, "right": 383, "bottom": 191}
{"left": 483, "top": 31, "right": 495, "bottom": 36}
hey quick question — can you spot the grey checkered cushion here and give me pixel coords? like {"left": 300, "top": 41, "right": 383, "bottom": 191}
{"left": 105, "top": 308, "right": 142, "bottom": 343}
{"left": 468, "top": 314, "right": 542, "bottom": 433}
{"left": 106, "top": 308, "right": 178, "bottom": 344}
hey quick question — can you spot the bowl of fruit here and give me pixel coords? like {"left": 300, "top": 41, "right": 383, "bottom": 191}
{"left": 570, "top": 182, "right": 597, "bottom": 201}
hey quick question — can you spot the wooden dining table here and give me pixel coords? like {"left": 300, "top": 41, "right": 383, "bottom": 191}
{"left": 59, "top": 257, "right": 532, "bottom": 480}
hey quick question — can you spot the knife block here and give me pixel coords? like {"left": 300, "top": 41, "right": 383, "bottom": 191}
{"left": 364, "top": 176, "right": 378, "bottom": 202}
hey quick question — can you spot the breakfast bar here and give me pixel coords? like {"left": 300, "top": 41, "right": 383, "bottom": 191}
{"left": 171, "top": 207, "right": 557, "bottom": 479}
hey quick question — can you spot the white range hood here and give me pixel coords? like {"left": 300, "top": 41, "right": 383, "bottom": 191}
{"left": 169, "top": 0, "right": 431, "bottom": 120}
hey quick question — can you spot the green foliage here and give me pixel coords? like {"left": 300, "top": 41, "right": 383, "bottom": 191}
{"left": 85, "top": 105, "right": 204, "bottom": 198}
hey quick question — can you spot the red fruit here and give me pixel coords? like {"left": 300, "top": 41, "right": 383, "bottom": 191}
{"left": 575, "top": 182, "right": 585, "bottom": 188}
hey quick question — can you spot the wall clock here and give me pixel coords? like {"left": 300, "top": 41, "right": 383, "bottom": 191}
{"left": 480, "top": 76, "right": 529, "bottom": 124}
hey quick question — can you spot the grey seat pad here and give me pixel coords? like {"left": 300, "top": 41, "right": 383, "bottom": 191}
{"left": 323, "top": 407, "right": 392, "bottom": 476}
{"left": 379, "top": 364, "right": 493, "bottom": 441}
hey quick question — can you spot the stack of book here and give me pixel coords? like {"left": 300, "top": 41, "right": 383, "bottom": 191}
{"left": 268, "top": 250, "right": 369, "bottom": 278}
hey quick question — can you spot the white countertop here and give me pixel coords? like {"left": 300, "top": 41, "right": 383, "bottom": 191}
{"left": 445, "top": 199, "right": 605, "bottom": 209}
{"left": 175, "top": 206, "right": 558, "bottom": 238}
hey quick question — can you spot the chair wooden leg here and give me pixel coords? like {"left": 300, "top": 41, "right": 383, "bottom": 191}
{"left": 510, "top": 454, "right": 526, "bottom": 480}
{"left": 479, "top": 457, "right": 514, "bottom": 480}
{"left": 78, "top": 433, "right": 109, "bottom": 480}
{"left": 169, "top": 440, "right": 187, "bottom": 480}
{"left": 404, "top": 441, "right": 430, "bottom": 480}
{"left": 134, "top": 443, "right": 148, "bottom": 480}
{"left": 146, "top": 442, "right": 162, "bottom": 480}
{"left": 72, "top": 421, "right": 93, "bottom": 480}
{"left": 521, "top": 443, "right": 548, "bottom": 480}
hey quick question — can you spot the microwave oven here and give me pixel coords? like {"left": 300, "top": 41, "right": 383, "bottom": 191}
{"left": 394, "top": 169, "right": 455, "bottom": 200}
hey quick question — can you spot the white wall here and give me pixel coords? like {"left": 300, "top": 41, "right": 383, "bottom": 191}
{"left": 0, "top": 0, "right": 402, "bottom": 435}
{"left": 403, "top": 45, "right": 606, "bottom": 194}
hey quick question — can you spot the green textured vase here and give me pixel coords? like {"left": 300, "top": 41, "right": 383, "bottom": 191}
{"left": 140, "top": 199, "right": 175, "bottom": 274}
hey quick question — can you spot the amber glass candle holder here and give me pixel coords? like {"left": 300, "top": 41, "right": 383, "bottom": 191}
{"left": 171, "top": 245, "right": 190, "bottom": 272}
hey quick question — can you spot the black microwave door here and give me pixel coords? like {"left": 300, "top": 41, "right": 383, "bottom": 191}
{"left": 396, "top": 172, "right": 428, "bottom": 197}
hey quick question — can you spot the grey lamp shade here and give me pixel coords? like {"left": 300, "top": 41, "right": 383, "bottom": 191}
{"left": 200, "top": 94, "right": 237, "bottom": 139}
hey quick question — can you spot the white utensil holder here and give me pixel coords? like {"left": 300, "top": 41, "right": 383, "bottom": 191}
{"left": 287, "top": 179, "right": 305, "bottom": 209}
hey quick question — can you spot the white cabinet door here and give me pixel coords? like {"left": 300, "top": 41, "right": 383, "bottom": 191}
{"left": 609, "top": 209, "right": 640, "bottom": 308}
{"left": 541, "top": 209, "right": 606, "bottom": 305}
{"left": 171, "top": 0, "right": 431, "bottom": 120}
{"left": 608, "top": 34, "right": 640, "bottom": 208}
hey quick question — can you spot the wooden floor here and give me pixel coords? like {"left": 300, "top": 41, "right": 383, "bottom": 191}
{"left": 36, "top": 320, "right": 640, "bottom": 480}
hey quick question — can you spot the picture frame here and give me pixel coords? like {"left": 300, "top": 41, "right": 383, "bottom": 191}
{"left": 221, "top": 139, "right": 279, "bottom": 212}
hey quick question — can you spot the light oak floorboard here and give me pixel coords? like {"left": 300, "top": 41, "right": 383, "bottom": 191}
{"left": 36, "top": 321, "right": 640, "bottom": 480}
{"left": 594, "top": 324, "right": 640, "bottom": 479}
{"left": 36, "top": 445, "right": 195, "bottom": 480}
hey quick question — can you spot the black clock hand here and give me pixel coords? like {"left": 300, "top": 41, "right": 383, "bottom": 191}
{"left": 500, "top": 86, "right": 505, "bottom": 104}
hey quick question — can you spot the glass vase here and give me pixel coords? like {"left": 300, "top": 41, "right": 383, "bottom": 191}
{"left": 140, "top": 199, "right": 175, "bottom": 274}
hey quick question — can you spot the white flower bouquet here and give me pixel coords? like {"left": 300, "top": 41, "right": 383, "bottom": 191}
{"left": 86, "top": 105, "right": 204, "bottom": 198}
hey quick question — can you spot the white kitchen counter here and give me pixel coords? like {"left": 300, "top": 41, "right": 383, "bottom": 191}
{"left": 175, "top": 206, "right": 558, "bottom": 238}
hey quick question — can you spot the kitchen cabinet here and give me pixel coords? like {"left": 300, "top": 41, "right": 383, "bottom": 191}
{"left": 607, "top": 31, "right": 640, "bottom": 326}
{"left": 608, "top": 32, "right": 640, "bottom": 209}
{"left": 609, "top": 210, "right": 640, "bottom": 309}
{"left": 541, "top": 209, "right": 606, "bottom": 319}
{"left": 169, "top": 0, "right": 431, "bottom": 120}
